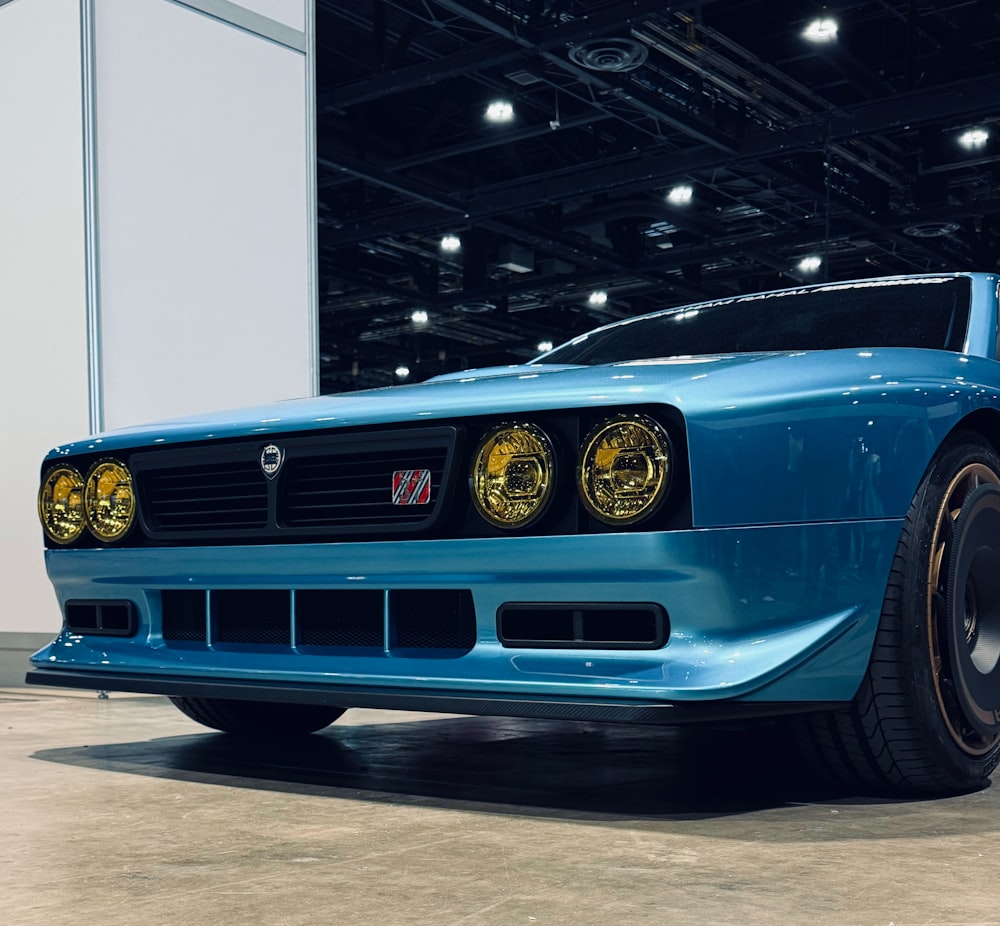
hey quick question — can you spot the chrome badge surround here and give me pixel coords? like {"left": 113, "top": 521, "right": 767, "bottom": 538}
{"left": 260, "top": 444, "right": 284, "bottom": 480}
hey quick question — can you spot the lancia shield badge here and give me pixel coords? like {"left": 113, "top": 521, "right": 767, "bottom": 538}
{"left": 260, "top": 444, "right": 284, "bottom": 480}
{"left": 393, "top": 469, "right": 432, "bottom": 505}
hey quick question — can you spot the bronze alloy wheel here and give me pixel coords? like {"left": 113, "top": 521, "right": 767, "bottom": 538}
{"left": 928, "top": 464, "right": 1000, "bottom": 755}
{"left": 796, "top": 433, "right": 1000, "bottom": 795}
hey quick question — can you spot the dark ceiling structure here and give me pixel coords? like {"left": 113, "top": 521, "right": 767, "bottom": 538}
{"left": 314, "top": 0, "right": 1000, "bottom": 392}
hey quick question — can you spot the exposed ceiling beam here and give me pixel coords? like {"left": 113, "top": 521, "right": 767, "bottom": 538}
{"left": 321, "top": 70, "right": 1000, "bottom": 249}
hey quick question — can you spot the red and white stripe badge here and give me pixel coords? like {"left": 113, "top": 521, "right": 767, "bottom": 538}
{"left": 392, "top": 469, "right": 432, "bottom": 506}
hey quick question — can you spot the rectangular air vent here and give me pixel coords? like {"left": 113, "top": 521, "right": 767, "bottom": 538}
{"left": 497, "top": 602, "right": 668, "bottom": 649}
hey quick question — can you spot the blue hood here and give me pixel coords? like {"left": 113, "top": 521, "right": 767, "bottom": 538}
{"left": 45, "top": 348, "right": 983, "bottom": 458}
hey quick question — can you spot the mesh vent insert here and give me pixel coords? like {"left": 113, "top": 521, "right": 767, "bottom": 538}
{"left": 297, "top": 589, "right": 384, "bottom": 648}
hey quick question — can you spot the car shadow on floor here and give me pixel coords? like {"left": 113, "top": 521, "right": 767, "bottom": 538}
{"left": 31, "top": 710, "right": 976, "bottom": 823}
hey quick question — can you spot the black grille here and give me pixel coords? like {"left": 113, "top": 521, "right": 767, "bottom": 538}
{"left": 394, "top": 589, "right": 476, "bottom": 650}
{"left": 280, "top": 446, "right": 448, "bottom": 528}
{"left": 214, "top": 590, "right": 291, "bottom": 645}
{"left": 161, "top": 590, "right": 207, "bottom": 641}
{"left": 130, "top": 426, "right": 459, "bottom": 543}
{"left": 297, "top": 589, "right": 384, "bottom": 647}
{"left": 140, "top": 462, "right": 268, "bottom": 531}
{"left": 159, "top": 587, "right": 476, "bottom": 655}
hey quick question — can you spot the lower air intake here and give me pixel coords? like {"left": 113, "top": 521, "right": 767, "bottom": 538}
{"left": 393, "top": 589, "right": 476, "bottom": 651}
{"left": 214, "top": 590, "right": 291, "bottom": 645}
{"left": 159, "top": 587, "right": 476, "bottom": 655}
{"left": 497, "top": 602, "right": 668, "bottom": 649}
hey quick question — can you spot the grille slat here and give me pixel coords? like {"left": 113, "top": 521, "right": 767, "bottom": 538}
{"left": 280, "top": 444, "right": 449, "bottom": 530}
{"left": 140, "top": 461, "right": 269, "bottom": 532}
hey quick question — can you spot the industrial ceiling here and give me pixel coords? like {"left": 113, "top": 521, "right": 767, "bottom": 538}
{"left": 314, "top": 0, "right": 1000, "bottom": 392}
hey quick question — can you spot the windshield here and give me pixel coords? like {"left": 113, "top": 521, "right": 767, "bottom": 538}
{"left": 543, "top": 277, "right": 972, "bottom": 366}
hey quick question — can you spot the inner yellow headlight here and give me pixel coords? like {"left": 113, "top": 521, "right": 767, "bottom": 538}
{"left": 471, "top": 423, "right": 555, "bottom": 529}
{"left": 84, "top": 460, "right": 136, "bottom": 542}
{"left": 38, "top": 466, "right": 86, "bottom": 544}
{"left": 579, "top": 415, "right": 671, "bottom": 525}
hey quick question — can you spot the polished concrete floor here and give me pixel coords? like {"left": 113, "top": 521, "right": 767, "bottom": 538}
{"left": 3, "top": 684, "right": 1000, "bottom": 926}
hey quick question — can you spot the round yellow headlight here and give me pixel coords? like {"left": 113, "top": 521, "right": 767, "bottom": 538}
{"left": 579, "top": 415, "right": 671, "bottom": 525}
{"left": 471, "top": 423, "right": 555, "bottom": 529}
{"left": 84, "top": 460, "right": 136, "bottom": 542}
{"left": 38, "top": 466, "right": 86, "bottom": 544}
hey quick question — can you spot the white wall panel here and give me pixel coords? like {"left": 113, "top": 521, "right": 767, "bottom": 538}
{"left": 0, "top": 0, "right": 88, "bottom": 633}
{"left": 229, "top": 0, "right": 303, "bottom": 32}
{"left": 95, "top": 0, "right": 312, "bottom": 429}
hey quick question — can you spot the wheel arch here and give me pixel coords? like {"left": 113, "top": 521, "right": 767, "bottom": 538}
{"left": 945, "top": 408, "right": 1000, "bottom": 459}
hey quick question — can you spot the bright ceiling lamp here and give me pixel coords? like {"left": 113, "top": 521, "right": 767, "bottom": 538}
{"left": 485, "top": 99, "right": 515, "bottom": 123}
{"left": 395, "top": 365, "right": 410, "bottom": 380}
{"left": 588, "top": 290, "right": 608, "bottom": 307}
{"left": 537, "top": 340, "right": 554, "bottom": 353}
{"left": 803, "top": 17, "right": 838, "bottom": 42}
{"left": 797, "top": 255, "right": 822, "bottom": 273}
{"left": 440, "top": 234, "right": 461, "bottom": 252}
{"left": 666, "top": 184, "right": 693, "bottom": 205}
{"left": 958, "top": 127, "right": 990, "bottom": 150}
{"left": 411, "top": 309, "right": 429, "bottom": 324}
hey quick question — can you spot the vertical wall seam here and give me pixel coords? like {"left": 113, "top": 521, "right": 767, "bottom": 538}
{"left": 305, "top": 0, "right": 319, "bottom": 397}
{"left": 80, "top": 0, "right": 103, "bottom": 435}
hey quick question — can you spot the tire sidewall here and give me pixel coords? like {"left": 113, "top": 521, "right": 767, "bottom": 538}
{"left": 893, "top": 434, "right": 1000, "bottom": 787}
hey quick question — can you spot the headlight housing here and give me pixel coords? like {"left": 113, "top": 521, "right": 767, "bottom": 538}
{"left": 38, "top": 466, "right": 86, "bottom": 544}
{"left": 578, "top": 414, "right": 671, "bottom": 525}
{"left": 471, "top": 423, "right": 555, "bottom": 529}
{"left": 83, "top": 459, "right": 136, "bottom": 542}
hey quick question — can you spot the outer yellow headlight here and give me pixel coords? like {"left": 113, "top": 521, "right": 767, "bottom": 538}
{"left": 84, "top": 459, "right": 136, "bottom": 542}
{"left": 471, "top": 423, "right": 555, "bottom": 529}
{"left": 579, "top": 414, "right": 671, "bottom": 525}
{"left": 38, "top": 466, "right": 86, "bottom": 544}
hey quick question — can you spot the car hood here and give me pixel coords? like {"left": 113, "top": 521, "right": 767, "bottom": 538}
{"left": 46, "top": 348, "right": 980, "bottom": 456}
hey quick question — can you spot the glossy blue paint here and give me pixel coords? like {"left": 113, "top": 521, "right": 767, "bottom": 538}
{"left": 31, "top": 271, "right": 1000, "bottom": 714}
{"left": 32, "top": 521, "right": 900, "bottom": 703}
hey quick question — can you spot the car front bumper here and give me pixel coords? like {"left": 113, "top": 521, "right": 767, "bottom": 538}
{"left": 29, "top": 520, "right": 903, "bottom": 714}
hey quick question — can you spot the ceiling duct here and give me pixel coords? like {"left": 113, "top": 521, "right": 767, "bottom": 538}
{"left": 455, "top": 301, "right": 497, "bottom": 314}
{"left": 902, "top": 222, "right": 961, "bottom": 238}
{"left": 568, "top": 38, "right": 648, "bottom": 73}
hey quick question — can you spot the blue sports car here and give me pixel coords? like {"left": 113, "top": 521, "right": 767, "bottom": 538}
{"left": 29, "top": 272, "right": 1000, "bottom": 795}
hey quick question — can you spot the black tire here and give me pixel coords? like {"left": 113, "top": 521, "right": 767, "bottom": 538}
{"left": 170, "top": 697, "right": 345, "bottom": 736}
{"left": 797, "top": 433, "right": 1000, "bottom": 795}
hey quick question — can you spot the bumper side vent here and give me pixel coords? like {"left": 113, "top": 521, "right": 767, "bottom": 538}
{"left": 65, "top": 600, "right": 137, "bottom": 637}
{"left": 497, "top": 602, "right": 668, "bottom": 649}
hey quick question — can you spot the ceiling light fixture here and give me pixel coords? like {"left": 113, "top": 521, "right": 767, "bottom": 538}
{"left": 666, "top": 184, "right": 694, "bottom": 205}
{"left": 440, "top": 234, "right": 462, "bottom": 252}
{"left": 395, "top": 365, "right": 410, "bottom": 380}
{"left": 588, "top": 290, "right": 609, "bottom": 307}
{"left": 485, "top": 100, "right": 515, "bottom": 123}
{"left": 797, "top": 255, "right": 822, "bottom": 273}
{"left": 958, "top": 127, "right": 990, "bottom": 150}
{"left": 537, "top": 340, "right": 554, "bottom": 353}
{"left": 411, "top": 309, "right": 429, "bottom": 324}
{"left": 803, "top": 17, "right": 838, "bottom": 42}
